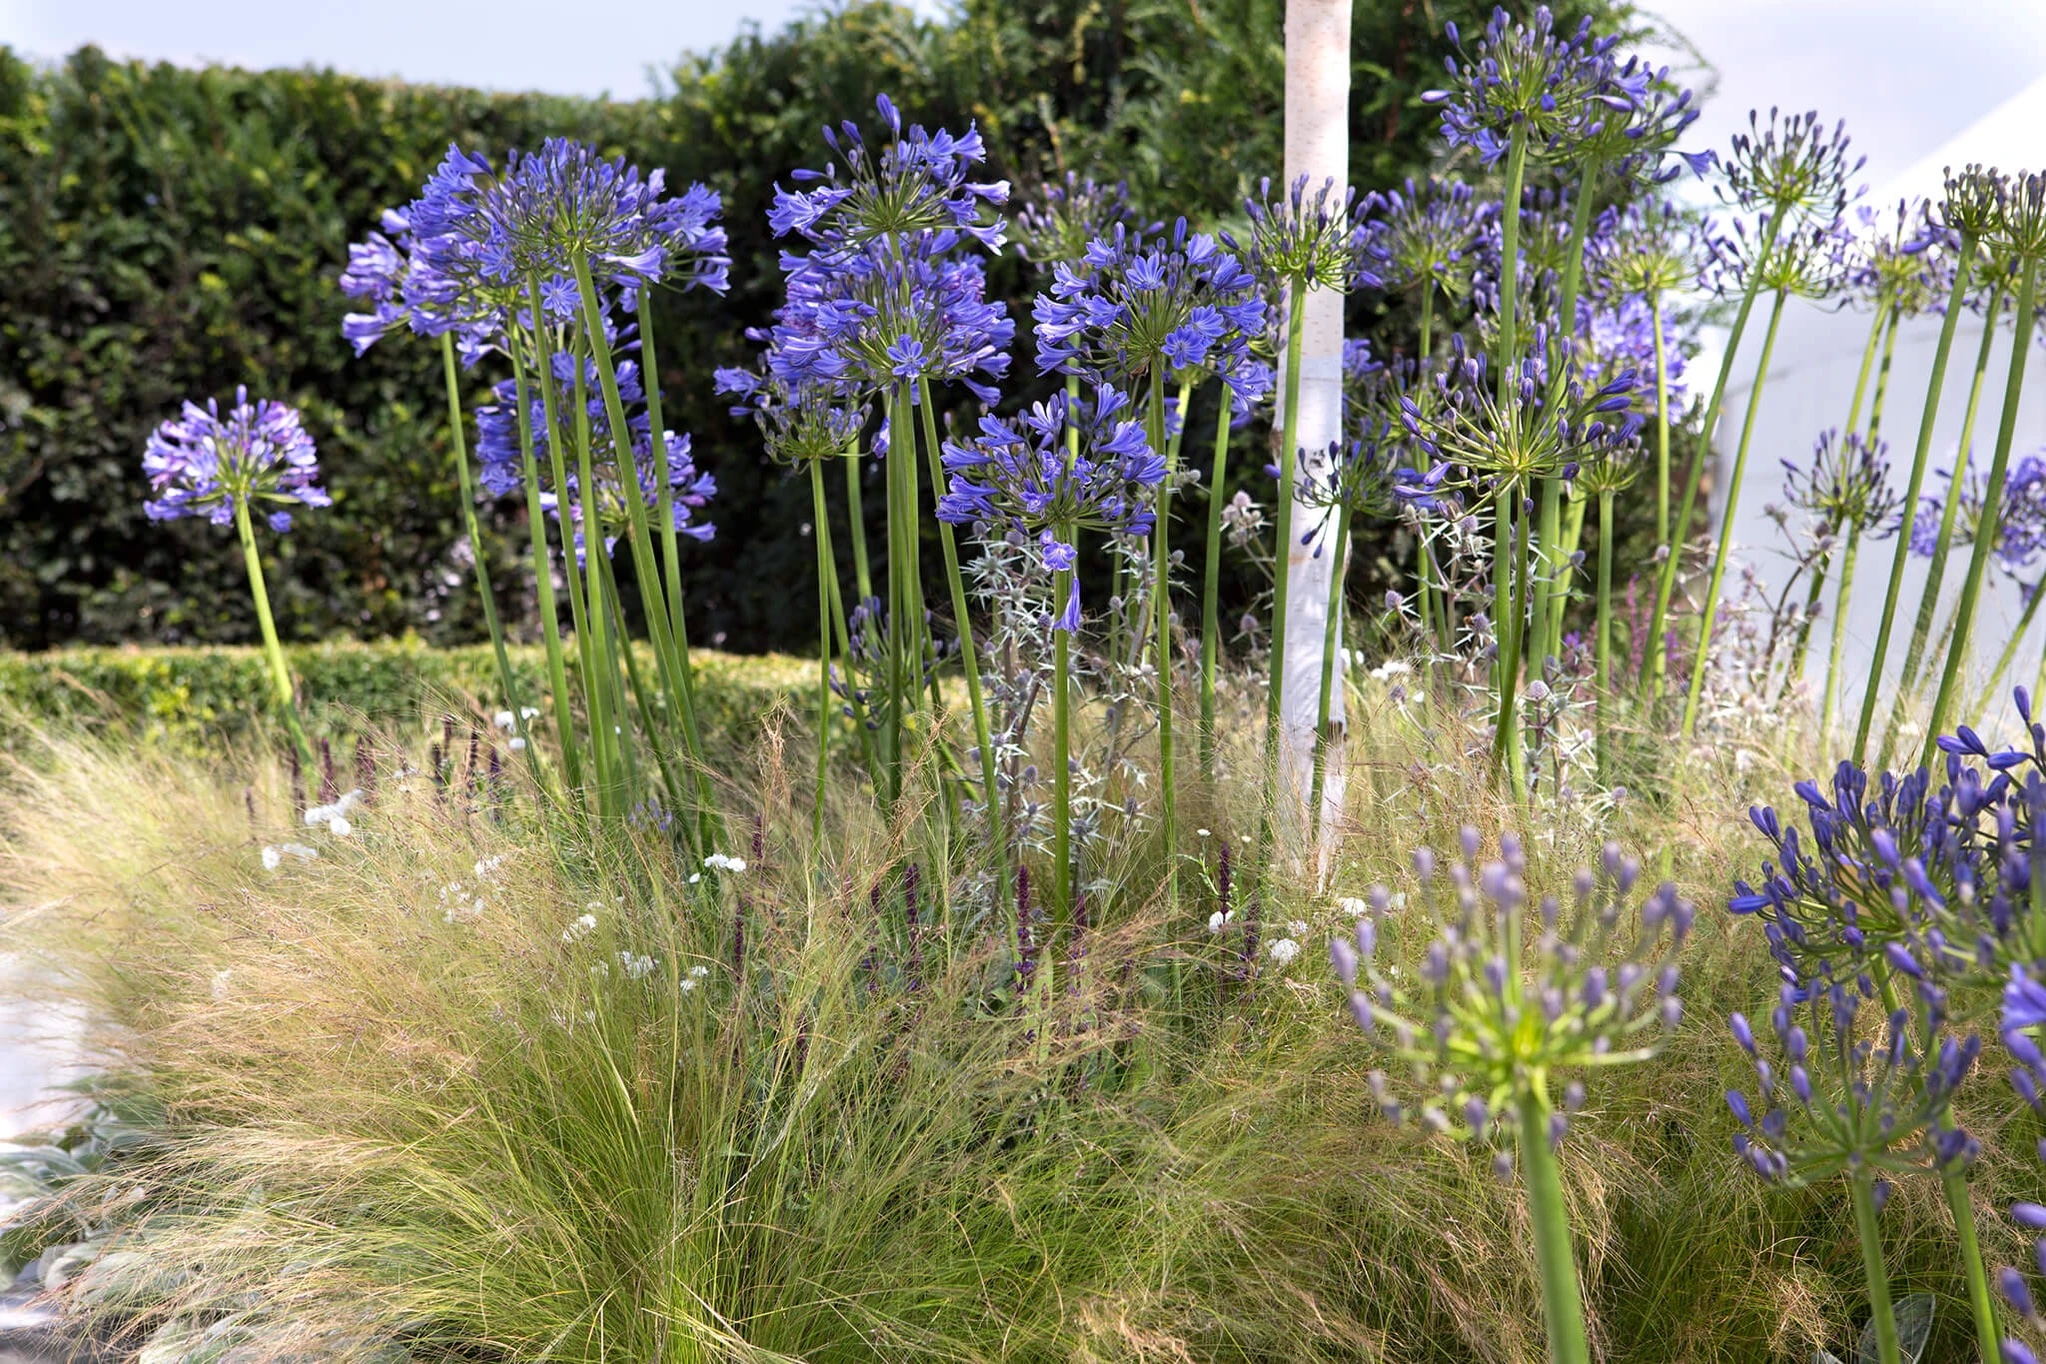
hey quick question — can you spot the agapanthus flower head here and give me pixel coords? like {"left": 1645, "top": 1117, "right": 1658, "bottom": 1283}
{"left": 1782, "top": 429, "right": 1902, "bottom": 535}
{"left": 1332, "top": 833, "right": 1690, "bottom": 1149}
{"left": 1573, "top": 441, "right": 1644, "bottom": 498}
{"left": 767, "top": 231, "right": 1014, "bottom": 402}
{"left": 1033, "top": 217, "right": 1267, "bottom": 403}
{"left": 770, "top": 94, "right": 1008, "bottom": 255}
{"left": 341, "top": 193, "right": 505, "bottom": 360}
{"left": 1913, "top": 450, "right": 2046, "bottom": 574}
{"left": 1848, "top": 197, "right": 1956, "bottom": 318}
{"left": 1403, "top": 329, "right": 1644, "bottom": 492}
{"left": 542, "top": 428, "right": 714, "bottom": 564}
{"left": 1939, "top": 163, "right": 2009, "bottom": 240}
{"left": 1563, "top": 57, "right": 1709, "bottom": 185}
{"left": 1586, "top": 200, "right": 1704, "bottom": 301}
{"left": 713, "top": 364, "right": 869, "bottom": 467}
{"left": 1582, "top": 290, "right": 1688, "bottom": 415}
{"left": 1992, "top": 171, "right": 2046, "bottom": 262}
{"left": 1725, "top": 972, "right": 1979, "bottom": 1186}
{"left": 937, "top": 383, "right": 1164, "bottom": 539}
{"left": 1705, "top": 213, "right": 1855, "bottom": 304}
{"left": 1420, "top": 5, "right": 1632, "bottom": 166}
{"left": 1298, "top": 421, "right": 1409, "bottom": 529}
{"left": 143, "top": 387, "right": 331, "bottom": 533}
{"left": 1013, "top": 172, "right": 1159, "bottom": 269}
{"left": 480, "top": 138, "right": 730, "bottom": 297}
{"left": 1355, "top": 176, "right": 1495, "bottom": 303}
{"left": 1229, "top": 175, "right": 1378, "bottom": 293}
{"left": 1716, "top": 107, "right": 1863, "bottom": 223}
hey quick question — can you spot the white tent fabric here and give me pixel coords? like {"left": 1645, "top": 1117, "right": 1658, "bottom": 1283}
{"left": 1709, "top": 75, "right": 2046, "bottom": 742}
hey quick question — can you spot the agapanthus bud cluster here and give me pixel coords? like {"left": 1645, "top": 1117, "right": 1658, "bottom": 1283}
{"left": 1033, "top": 218, "right": 1269, "bottom": 405}
{"left": 1992, "top": 171, "right": 2046, "bottom": 262}
{"left": 1717, "top": 107, "right": 1864, "bottom": 224}
{"left": 1330, "top": 831, "right": 1691, "bottom": 1153}
{"left": 1229, "top": 175, "right": 1378, "bottom": 294}
{"left": 1355, "top": 177, "right": 1495, "bottom": 304}
{"left": 1013, "top": 173, "right": 1157, "bottom": 270}
{"left": 1726, "top": 972, "right": 1980, "bottom": 1185}
{"left": 143, "top": 387, "right": 331, "bottom": 533}
{"left": 1781, "top": 430, "right": 1902, "bottom": 536}
{"left": 1939, "top": 164, "right": 2009, "bottom": 241}
{"left": 1586, "top": 200, "right": 1705, "bottom": 302}
{"left": 1421, "top": 6, "right": 1632, "bottom": 166}
{"left": 1402, "top": 331, "right": 1643, "bottom": 491}
{"left": 712, "top": 364, "right": 869, "bottom": 467}
{"left": 1562, "top": 58, "right": 1709, "bottom": 186}
{"left": 1705, "top": 213, "right": 1855, "bottom": 303}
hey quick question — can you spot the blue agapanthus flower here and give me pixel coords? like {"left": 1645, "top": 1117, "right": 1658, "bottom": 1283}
{"left": 713, "top": 363, "right": 869, "bottom": 467}
{"left": 770, "top": 94, "right": 1007, "bottom": 255}
{"left": 1229, "top": 175, "right": 1377, "bottom": 294}
{"left": 1780, "top": 429, "right": 1900, "bottom": 536}
{"left": 1420, "top": 5, "right": 1636, "bottom": 167}
{"left": 1911, "top": 450, "right": 2046, "bottom": 573}
{"left": 143, "top": 387, "right": 331, "bottom": 533}
{"left": 543, "top": 429, "right": 714, "bottom": 565}
{"left": 1716, "top": 107, "right": 1863, "bottom": 223}
{"left": 1033, "top": 218, "right": 1268, "bottom": 406}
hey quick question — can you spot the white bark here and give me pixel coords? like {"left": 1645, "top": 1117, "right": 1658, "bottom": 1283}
{"left": 1280, "top": 0, "right": 1352, "bottom": 846}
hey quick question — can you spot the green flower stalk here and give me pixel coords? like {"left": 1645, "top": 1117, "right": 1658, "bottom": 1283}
{"left": 507, "top": 341, "right": 589, "bottom": 802}
{"left": 233, "top": 501, "right": 315, "bottom": 775}
{"left": 1854, "top": 173, "right": 1998, "bottom": 762}
{"left": 1334, "top": 833, "right": 1693, "bottom": 1364}
{"left": 1923, "top": 174, "right": 2046, "bottom": 760}
{"left": 1200, "top": 393, "right": 1234, "bottom": 783}
{"left": 1682, "top": 215, "right": 1850, "bottom": 736}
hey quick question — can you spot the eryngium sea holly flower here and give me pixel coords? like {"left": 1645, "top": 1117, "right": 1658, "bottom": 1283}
{"left": 1330, "top": 831, "right": 1691, "bottom": 1153}
{"left": 1717, "top": 107, "right": 1863, "bottom": 223}
{"left": 1013, "top": 172, "right": 1158, "bottom": 271}
{"left": 1726, "top": 973, "right": 1980, "bottom": 1187}
{"left": 1420, "top": 5, "right": 1637, "bottom": 166}
{"left": 143, "top": 387, "right": 331, "bottom": 532}
{"left": 1032, "top": 218, "right": 1266, "bottom": 402}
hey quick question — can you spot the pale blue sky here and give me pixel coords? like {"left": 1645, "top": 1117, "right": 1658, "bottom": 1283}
{"left": 2, "top": 0, "right": 2043, "bottom": 188}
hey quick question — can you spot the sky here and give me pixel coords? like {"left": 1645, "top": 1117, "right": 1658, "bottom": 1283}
{"left": 2, "top": 0, "right": 2044, "bottom": 171}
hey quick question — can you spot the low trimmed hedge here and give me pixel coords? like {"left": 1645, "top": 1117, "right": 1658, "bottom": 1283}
{"left": 0, "top": 642, "right": 810, "bottom": 753}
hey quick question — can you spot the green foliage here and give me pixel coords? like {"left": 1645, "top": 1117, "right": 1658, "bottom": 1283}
{"left": 0, "top": 0, "right": 1640, "bottom": 655}
{"left": 0, "top": 642, "right": 807, "bottom": 753}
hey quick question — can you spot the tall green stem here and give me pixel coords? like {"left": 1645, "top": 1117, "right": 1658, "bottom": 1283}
{"left": 1308, "top": 499, "right": 1352, "bottom": 851}
{"left": 808, "top": 457, "right": 835, "bottom": 848}
{"left": 436, "top": 334, "right": 539, "bottom": 783}
{"left": 1924, "top": 256, "right": 2039, "bottom": 766}
{"left": 1881, "top": 270, "right": 1998, "bottom": 760}
{"left": 1518, "top": 1077, "right": 1591, "bottom": 1364}
{"left": 1492, "top": 486, "right": 1527, "bottom": 792}
{"left": 1818, "top": 522, "right": 1864, "bottom": 743}
{"left": 233, "top": 499, "right": 316, "bottom": 775}
{"left": 1973, "top": 574, "right": 2044, "bottom": 721}
{"left": 1944, "top": 1164, "right": 2003, "bottom": 1364}
{"left": 1052, "top": 561, "right": 1074, "bottom": 929}
{"left": 916, "top": 378, "right": 1002, "bottom": 874}
{"left": 1681, "top": 287, "right": 1790, "bottom": 737}
{"left": 1850, "top": 1169, "right": 1902, "bottom": 1364}
{"left": 1149, "top": 366, "right": 1180, "bottom": 903}
{"left": 508, "top": 342, "right": 586, "bottom": 799}
{"left": 1595, "top": 487, "right": 1615, "bottom": 779}
{"left": 843, "top": 448, "right": 873, "bottom": 604}
{"left": 1532, "top": 165, "right": 1600, "bottom": 666}
{"left": 1646, "top": 213, "right": 1784, "bottom": 697}
{"left": 1200, "top": 390, "right": 1234, "bottom": 784}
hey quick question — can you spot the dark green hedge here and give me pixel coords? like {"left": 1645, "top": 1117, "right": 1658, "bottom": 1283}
{"left": 0, "top": 0, "right": 1641, "bottom": 654}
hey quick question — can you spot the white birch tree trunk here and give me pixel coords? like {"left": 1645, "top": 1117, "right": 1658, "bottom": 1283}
{"left": 1280, "top": 0, "right": 1352, "bottom": 851}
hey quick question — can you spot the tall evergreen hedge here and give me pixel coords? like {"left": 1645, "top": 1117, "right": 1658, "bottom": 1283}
{"left": 0, "top": 0, "right": 1635, "bottom": 654}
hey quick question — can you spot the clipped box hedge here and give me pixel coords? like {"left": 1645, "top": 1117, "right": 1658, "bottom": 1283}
{"left": 0, "top": 642, "right": 811, "bottom": 753}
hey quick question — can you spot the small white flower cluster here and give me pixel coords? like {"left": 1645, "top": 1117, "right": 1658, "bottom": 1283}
{"left": 494, "top": 707, "right": 541, "bottom": 751}
{"left": 619, "top": 951, "right": 656, "bottom": 980}
{"left": 703, "top": 852, "right": 748, "bottom": 874}
{"left": 1266, "top": 938, "right": 1301, "bottom": 969}
{"left": 1207, "top": 908, "right": 1237, "bottom": 934}
{"left": 440, "top": 881, "right": 485, "bottom": 924}
{"left": 561, "top": 911, "right": 599, "bottom": 944}
{"left": 474, "top": 855, "right": 505, "bottom": 881}
{"left": 304, "top": 788, "right": 365, "bottom": 837}
{"left": 1368, "top": 659, "right": 1412, "bottom": 682}
{"left": 260, "top": 842, "right": 319, "bottom": 871}
{"left": 680, "top": 964, "right": 712, "bottom": 993}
